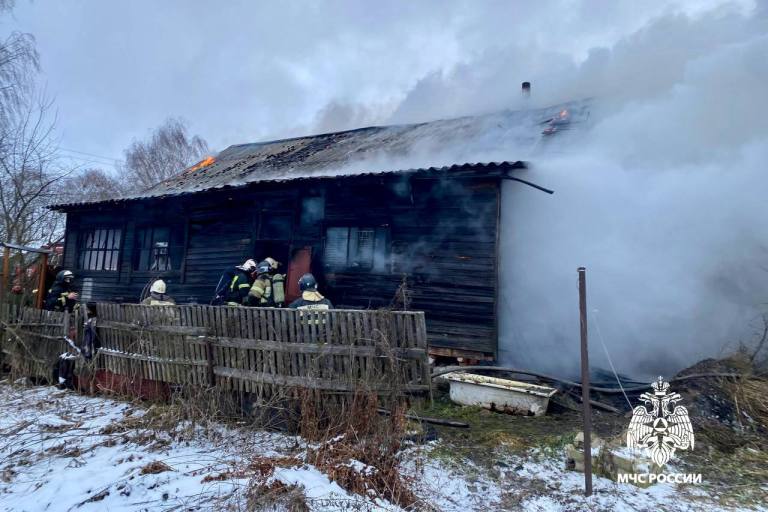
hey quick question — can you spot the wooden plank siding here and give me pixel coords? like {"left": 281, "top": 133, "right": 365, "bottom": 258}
{"left": 60, "top": 175, "right": 501, "bottom": 358}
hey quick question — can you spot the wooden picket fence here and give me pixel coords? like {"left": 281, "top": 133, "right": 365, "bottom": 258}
{"left": 2, "top": 304, "right": 431, "bottom": 401}
{"left": 0, "top": 307, "right": 75, "bottom": 381}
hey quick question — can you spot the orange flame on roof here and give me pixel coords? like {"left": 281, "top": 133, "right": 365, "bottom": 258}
{"left": 186, "top": 156, "right": 216, "bottom": 173}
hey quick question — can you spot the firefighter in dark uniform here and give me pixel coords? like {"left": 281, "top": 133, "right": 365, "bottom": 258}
{"left": 44, "top": 270, "right": 78, "bottom": 312}
{"left": 248, "top": 257, "right": 286, "bottom": 307}
{"left": 288, "top": 273, "right": 333, "bottom": 310}
{"left": 214, "top": 259, "right": 256, "bottom": 306}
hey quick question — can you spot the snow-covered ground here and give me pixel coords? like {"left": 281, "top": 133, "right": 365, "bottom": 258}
{"left": 0, "top": 383, "right": 363, "bottom": 511}
{"left": 0, "top": 382, "right": 763, "bottom": 511}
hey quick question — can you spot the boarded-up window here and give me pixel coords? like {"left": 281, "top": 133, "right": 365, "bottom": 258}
{"left": 78, "top": 228, "right": 122, "bottom": 271}
{"left": 324, "top": 227, "right": 388, "bottom": 271}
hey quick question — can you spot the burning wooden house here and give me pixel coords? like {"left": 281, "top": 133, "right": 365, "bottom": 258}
{"left": 50, "top": 103, "right": 587, "bottom": 361}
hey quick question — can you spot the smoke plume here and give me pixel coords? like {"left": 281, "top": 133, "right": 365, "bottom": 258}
{"left": 491, "top": 7, "right": 768, "bottom": 378}
{"left": 376, "top": 4, "right": 768, "bottom": 378}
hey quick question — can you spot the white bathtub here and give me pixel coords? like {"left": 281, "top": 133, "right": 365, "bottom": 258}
{"left": 446, "top": 372, "right": 557, "bottom": 416}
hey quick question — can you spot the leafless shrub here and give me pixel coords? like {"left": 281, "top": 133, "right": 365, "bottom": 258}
{"left": 301, "top": 390, "right": 419, "bottom": 509}
{"left": 246, "top": 480, "right": 309, "bottom": 512}
{"left": 749, "top": 314, "right": 768, "bottom": 366}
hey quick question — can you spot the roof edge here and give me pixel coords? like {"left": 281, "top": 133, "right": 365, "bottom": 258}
{"left": 48, "top": 160, "right": 527, "bottom": 212}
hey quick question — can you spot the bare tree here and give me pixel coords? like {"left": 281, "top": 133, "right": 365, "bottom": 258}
{"left": 0, "top": 2, "right": 39, "bottom": 130}
{"left": 0, "top": 31, "right": 38, "bottom": 123}
{"left": 0, "top": 1, "right": 64, "bottom": 247}
{"left": 0, "top": 96, "right": 67, "bottom": 246}
{"left": 121, "top": 118, "right": 209, "bottom": 192}
{"left": 63, "top": 167, "right": 126, "bottom": 204}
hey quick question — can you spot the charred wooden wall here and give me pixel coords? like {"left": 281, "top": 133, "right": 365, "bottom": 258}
{"left": 61, "top": 174, "right": 501, "bottom": 358}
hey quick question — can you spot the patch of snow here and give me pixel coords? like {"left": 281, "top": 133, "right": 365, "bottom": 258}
{"left": 2, "top": 383, "right": 764, "bottom": 512}
{"left": 272, "top": 465, "right": 392, "bottom": 511}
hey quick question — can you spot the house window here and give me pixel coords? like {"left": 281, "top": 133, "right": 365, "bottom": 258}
{"left": 324, "top": 227, "right": 389, "bottom": 271}
{"left": 134, "top": 227, "right": 173, "bottom": 271}
{"left": 78, "top": 228, "right": 122, "bottom": 271}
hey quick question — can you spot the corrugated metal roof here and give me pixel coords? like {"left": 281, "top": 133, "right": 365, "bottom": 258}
{"left": 51, "top": 99, "right": 589, "bottom": 211}
{"left": 50, "top": 161, "right": 526, "bottom": 210}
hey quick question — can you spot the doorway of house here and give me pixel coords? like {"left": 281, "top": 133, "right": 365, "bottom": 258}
{"left": 285, "top": 246, "right": 312, "bottom": 303}
{"left": 251, "top": 242, "right": 312, "bottom": 304}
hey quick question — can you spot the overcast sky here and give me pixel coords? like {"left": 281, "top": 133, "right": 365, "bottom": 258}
{"left": 5, "top": 0, "right": 755, "bottom": 168}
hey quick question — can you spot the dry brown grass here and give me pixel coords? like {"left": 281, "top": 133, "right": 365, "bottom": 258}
{"left": 728, "top": 376, "right": 768, "bottom": 431}
{"left": 139, "top": 460, "right": 173, "bottom": 475}
{"left": 299, "top": 389, "right": 420, "bottom": 510}
{"left": 201, "top": 455, "right": 301, "bottom": 484}
{"left": 246, "top": 480, "right": 309, "bottom": 512}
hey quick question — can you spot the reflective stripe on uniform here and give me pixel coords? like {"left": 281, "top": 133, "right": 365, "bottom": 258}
{"left": 249, "top": 278, "right": 268, "bottom": 299}
{"left": 297, "top": 307, "right": 329, "bottom": 325}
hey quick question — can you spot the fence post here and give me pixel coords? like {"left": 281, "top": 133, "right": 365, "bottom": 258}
{"left": 63, "top": 311, "right": 70, "bottom": 340}
{"left": 205, "top": 337, "right": 215, "bottom": 388}
{"left": 578, "top": 267, "right": 593, "bottom": 497}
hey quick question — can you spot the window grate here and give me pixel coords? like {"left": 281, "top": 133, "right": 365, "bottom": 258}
{"left": 134, "top": 227, "right": 172, "bottom": 271}
{"left": 78, "top": 228, "right": 122, "bottom": 271}
{"left": 324, "top": 226, "right": 388, "bottom": 271}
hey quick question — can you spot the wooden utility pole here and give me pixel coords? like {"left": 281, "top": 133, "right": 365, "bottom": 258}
{"left": 35, "top": 252, "right": 48, "bottom": 309}
{"left": 578, "top": 267, "right": 593, "bottom": 496}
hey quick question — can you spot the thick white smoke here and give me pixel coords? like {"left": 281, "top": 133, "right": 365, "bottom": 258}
{"left": 339, "top": 4, "right": 768, "bottom": 378}
{"left": 304, "top": 4, "right": 768, "bottom": 378}
{"left": 495, "top": 7, "right": 768, "bottom": 378}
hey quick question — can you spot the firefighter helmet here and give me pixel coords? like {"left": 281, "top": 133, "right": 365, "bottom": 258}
{"left": 256, "top": 260, "right": 272, "bottom": 274}
{"left": 264, "top": 257, "right": 280, "bottom": 270}
{"left": 150, "top": 279, "right": 166, "bottom": 294}
{"left": 298, "top": 273, "right": 317, "bottom": 291}
{"left": 56, "top": 270, "right": 74, "bottom": 284}
{"left": 238, "top": 259, "right": 257, "bottom": 272}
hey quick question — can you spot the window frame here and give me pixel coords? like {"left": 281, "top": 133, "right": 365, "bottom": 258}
{"left": 133, "top": 226, "right": 175, "bottom": 272}
{"left": 77, "top": 227, "right": 123, "bottom": 272}
{"left": 323, "top": 225, "right": 389, "bottom": 272}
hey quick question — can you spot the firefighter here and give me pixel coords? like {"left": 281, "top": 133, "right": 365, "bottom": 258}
{"left": 214, "top": 259, "right": 256, "bottom": 306}
{"left": 141, "top": 279, "right": 176, "bottom": 306}
{"left": 44, "top": 270, "right": 78, "bottom": 312}
{"left": 288, "top": 273, "right": 333, "bottom": 310}
{"left": 248, "top": 257, "right": 286, "bottom": 307}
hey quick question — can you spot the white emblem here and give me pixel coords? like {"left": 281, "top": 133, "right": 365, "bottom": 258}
{"left": 627, "top": 377, "right": 694, "bottom": 467}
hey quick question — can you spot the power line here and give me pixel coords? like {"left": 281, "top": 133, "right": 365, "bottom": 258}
{"left": 59, "top": 153, "right": 119, "bottom": 165}
{"left": 58, "top": 147, "right": 121, "bottom": 162}
{"left": 59, "top": 155, "right": 120, "bottom": 169}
